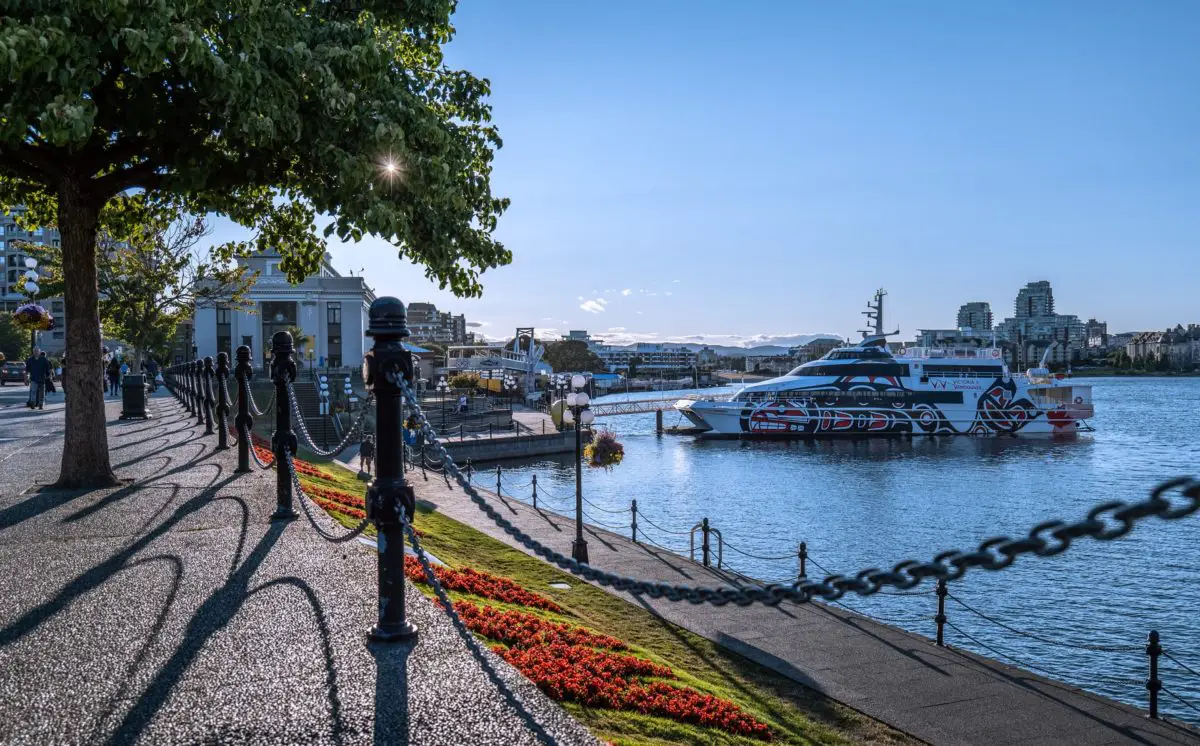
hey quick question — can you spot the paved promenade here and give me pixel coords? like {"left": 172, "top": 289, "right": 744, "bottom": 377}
{"left": 411, "top": 468, "right": 1200, "bottom": 745}
{"left": 0, "top": 388, "right": 596, "bottom": 746}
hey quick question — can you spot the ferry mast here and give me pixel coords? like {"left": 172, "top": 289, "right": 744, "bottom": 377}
{"left": 859, "top": 288, "right": 899, "bottom": 340}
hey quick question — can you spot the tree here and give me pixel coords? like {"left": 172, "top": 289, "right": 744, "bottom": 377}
{"left": 543, "top": 341, "right": 605, "bottom": 374}
{"left": 0, "top": 2, "right": 508, "bottom": 486}
{"left": 285, "top": 325, "right": 313, "bottom": 367}
{"left": 24, "top": 198, "right": 255, "bottom": 369}
{"left": 626, "top": 355, "right": 644, "bottom": 380}
{"left": 0, "top": 314, "right": 27, "bottom": 361}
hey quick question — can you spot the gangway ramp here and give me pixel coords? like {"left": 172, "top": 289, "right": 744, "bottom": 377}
{"left": 589, "top": 393, "right": 721, "bottom": 417}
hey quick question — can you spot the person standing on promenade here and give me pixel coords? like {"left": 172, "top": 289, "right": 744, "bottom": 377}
{"left": 359, "top": 434, "right": 376, "bottom": 476}
{"left": 26, "top": 350, "right": 49, "bottom": 409}
{"left": 106, "top": 357, "right": 121, "bottom": 397}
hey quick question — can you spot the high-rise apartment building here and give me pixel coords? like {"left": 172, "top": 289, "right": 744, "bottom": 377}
{"left": 404, "top": 301, "right": 470, "bottom": 344}
{"left": 956, "top": 301, "right": 993, "bottom": 331}
{"left": 0, "top": 208, "right": 65, "bottom": 355}
{"left": 1013, "top": 281, "right": 1055, "bottom": 319}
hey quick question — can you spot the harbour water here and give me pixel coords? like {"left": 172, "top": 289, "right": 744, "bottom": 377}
{"left": 494, "top": 377, "right": 1200, "bottom": 721}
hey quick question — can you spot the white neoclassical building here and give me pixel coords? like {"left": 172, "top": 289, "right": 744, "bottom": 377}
{"left": 194, "top": 251, "right": 375, "bottom": 369}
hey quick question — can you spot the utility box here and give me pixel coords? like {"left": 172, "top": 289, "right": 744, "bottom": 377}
{"left": 120, "top": 374, "right": 150, "bottom": 420}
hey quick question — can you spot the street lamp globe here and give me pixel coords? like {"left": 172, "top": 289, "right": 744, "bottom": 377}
{"left": 574, "top": 392, "right": 589, "bottom": 408}
{"left": 565, "top": 392, "right": 577, "bottom": 407}
{"left": 571, "top": 374, "right": 586, "bottom": 389}
{"left": 561, "top": 408, "right": 574, "bottom": 424}
{"left": 580, "top": 409, "right": 595, "bottom": 426}
{"left": 23, "top": 257, "right": 36, "bottom": 269}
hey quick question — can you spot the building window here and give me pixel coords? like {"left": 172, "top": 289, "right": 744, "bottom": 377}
{"left": 53, "top": 331, "right": 64, "bottom": 339}
{"left": 216, "top": 304, "right": 232, "bottom": 360}
{"left": 327, "top": 303, "right": 341, "bottom": 324}
{"left": 33, "top": 228, "right": 43, "bottom": 237}
{"left": 52, "top": 301, "right": 63, "bottom": 313}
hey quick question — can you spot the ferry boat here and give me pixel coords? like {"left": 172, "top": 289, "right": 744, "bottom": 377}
{"left": 676, "top": 291, "right": 1094, "bottom": 438}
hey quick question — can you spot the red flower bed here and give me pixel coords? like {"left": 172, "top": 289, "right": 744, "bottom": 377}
{"left": 454, "top": 600, "right": 626, "bottom": 651}
{"left": 403, "top": 556, "right": 562, "bottom": 612}
{"left": 305, "top": 484, "right": 365, "bottom": 511}
{"left": 310, "top": 495, "right": 366, "bottom": 520}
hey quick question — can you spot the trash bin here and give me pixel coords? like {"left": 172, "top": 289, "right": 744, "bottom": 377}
{"left": 120, "top": 374, "right": 150, "bottom": 420}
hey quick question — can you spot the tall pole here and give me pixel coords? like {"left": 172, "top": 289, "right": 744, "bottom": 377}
{"left": 365, "top": 296, "right": 417, "bottom": 642}
{"left": 572, "top": 406, "right": 587, "bottom": 563}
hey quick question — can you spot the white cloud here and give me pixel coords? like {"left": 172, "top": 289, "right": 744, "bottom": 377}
{"left": 647, "top": 292, "right": 657, "bottom": 297}
{"left": 636, "top": 311, "right": 643, "bottom": 315}
{"left": 467, "top": 320, "right": 488, "bottom": 328}
{"left": 621, "top": 289, "right": 631, "bottom": 296}
{"left": 577, "top": 296, "right": 584, "bottom": 301}
{"left": 672, "top": 279, "right": 680, "bottom": 283}
{"left": 664, "top": 291, "right": 672, "bottom": 296}
{"left": 541, "top": 316, "right": 554, "bottom": 321}
{"left": 579, "top": 298, "right": 606, "bottom": 313}
{"left": 584, "top": 329, "right": 843, "bottom": 348}
{"left": 607, "top": 326, "right": 626, "bottom": 332}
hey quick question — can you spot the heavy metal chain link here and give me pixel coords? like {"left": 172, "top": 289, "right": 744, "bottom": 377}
{"left": 285, "top": 381, "right": 373, "bottom": 458}
{"left": 396, "top": 374, "right": 1200, "bottom": 607}
{"left": 241, "top": 424, "right": 275, "bottom": 470}
{"left": 284, "top": 450, "right": 371, "bottom": 543}
{"left": 403, "top": 517, "right": 472, "bottom": 639}
{"left": 245, "top": 386, "right": 275, "bottom": 417}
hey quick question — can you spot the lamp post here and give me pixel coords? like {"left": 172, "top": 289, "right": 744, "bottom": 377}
{"left": 319, "top": 375, "right": 330, "bottom": 448}
{"left": 436, "top": 376, "right": 449, "bottom": 426}
{"left": 503, "top": 373, "right": 517, "bottom": 411}
{"left": 560, "top": 374, "right": 593, "bottom": 563}
{"left": 22, "top": 257, "right": 39, "bottom": 355}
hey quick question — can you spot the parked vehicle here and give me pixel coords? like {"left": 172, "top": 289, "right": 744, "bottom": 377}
{"left": 1, "top": 361, "right": 26, "bottom": 385}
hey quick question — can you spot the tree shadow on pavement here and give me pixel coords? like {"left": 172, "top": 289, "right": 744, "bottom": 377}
{"left": 103, "top": 519, "right": 289, "bottom": 746}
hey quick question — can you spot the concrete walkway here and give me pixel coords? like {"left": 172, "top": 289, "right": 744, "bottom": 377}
{"left": 0, "top": 390, "right": 596, "bottom": 745}
{"left": 411, "top": 469, "right": 1200, "bottom": 745}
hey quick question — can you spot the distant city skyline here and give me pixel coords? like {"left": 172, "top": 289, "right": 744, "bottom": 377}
{"left": 209, "top": 1, "right": 1200, "bottom": 346}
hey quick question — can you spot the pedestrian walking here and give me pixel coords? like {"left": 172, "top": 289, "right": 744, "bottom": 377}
{"left": 359, "top": 435, "right": 375, "bottom": 476}
{"left": 26, "top": 351, "right": 49, "bottom": 409}
{"left": 106, "top": 358, "right": 120, "bottom": 397}
{"left": 145, "top": 357, "right": 160, "bottom": 392}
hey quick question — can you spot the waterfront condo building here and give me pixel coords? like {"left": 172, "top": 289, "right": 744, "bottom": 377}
{"left": 406, "top": 301, "right": 468, "bottom": 344}
{"left": 956, "top": 301, "right": 993, "bottom": 331}
{"left": 0, "top": 208, "right": 65, "bottom": 355}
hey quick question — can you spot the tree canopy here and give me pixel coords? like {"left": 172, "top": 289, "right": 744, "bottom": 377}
{"left": 23, "top": 197, "right": 256, "bottom": 366}
{"left": 543, "top": 340, "right": 605, "bottom": 374}
{"left": 0, "top": 0, "right": 508, "bottom": 485}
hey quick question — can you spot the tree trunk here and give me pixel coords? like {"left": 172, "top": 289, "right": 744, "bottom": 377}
{"left": 57, "top": 181, "right": 116, "bottom": 488}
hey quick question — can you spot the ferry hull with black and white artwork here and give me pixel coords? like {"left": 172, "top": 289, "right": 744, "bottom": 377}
{"left": 676, "top": 291, "right": 1095, "bottom": 438}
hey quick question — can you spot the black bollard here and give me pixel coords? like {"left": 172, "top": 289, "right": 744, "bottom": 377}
{"left": 270, "top": 333, "right": 298, "bottom": 520}
{"left": 532, "top": 474, "right": 538, "bottom": 510}
{"left": 466, "top": 458, "right": 472, "bottom": 482}
{"left": 363, "top": 296, "right": 417, "bottom": 642}
{"left": 1148, "top": 630, "right": 1162, "bottom": 718}
{"left": 631, "top": 498, "right": 638, "bottom": 543}
{"left": 202, "top": 356, "right": 215, "bottom": 435}
{"left": 234, "top": 346, "right": 254, "bottom": 473}
{"left": 215, "top": 352, "right": 230, "bottom": 450}
{"left": 194, "top": 360, "right": 205, "bottom": 426}
{"left": 799, "top": 542, "right": 808, "bottom": 580}
{"left": 935, "top": 578, "right": 948, "bottom": 647}
{"left": 184, "top": 362, "right": 195, "bottom": 414}
{"left": 702, "top": 517, "right": 711, "bottom": 567}
{"left": 496, "top": 465, "right": 502, "bottom": 496}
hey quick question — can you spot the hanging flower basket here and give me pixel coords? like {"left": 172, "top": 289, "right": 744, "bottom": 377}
{"left": 12, "top": 303, "right": 53, "bottom": 331}
{"left": 584, "top": 429, "right": 624, "bottom": 470}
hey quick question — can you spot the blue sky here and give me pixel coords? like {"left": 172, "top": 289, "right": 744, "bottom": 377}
{"left": 228, "top": 1, "right": 1200, "bottom": 346}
